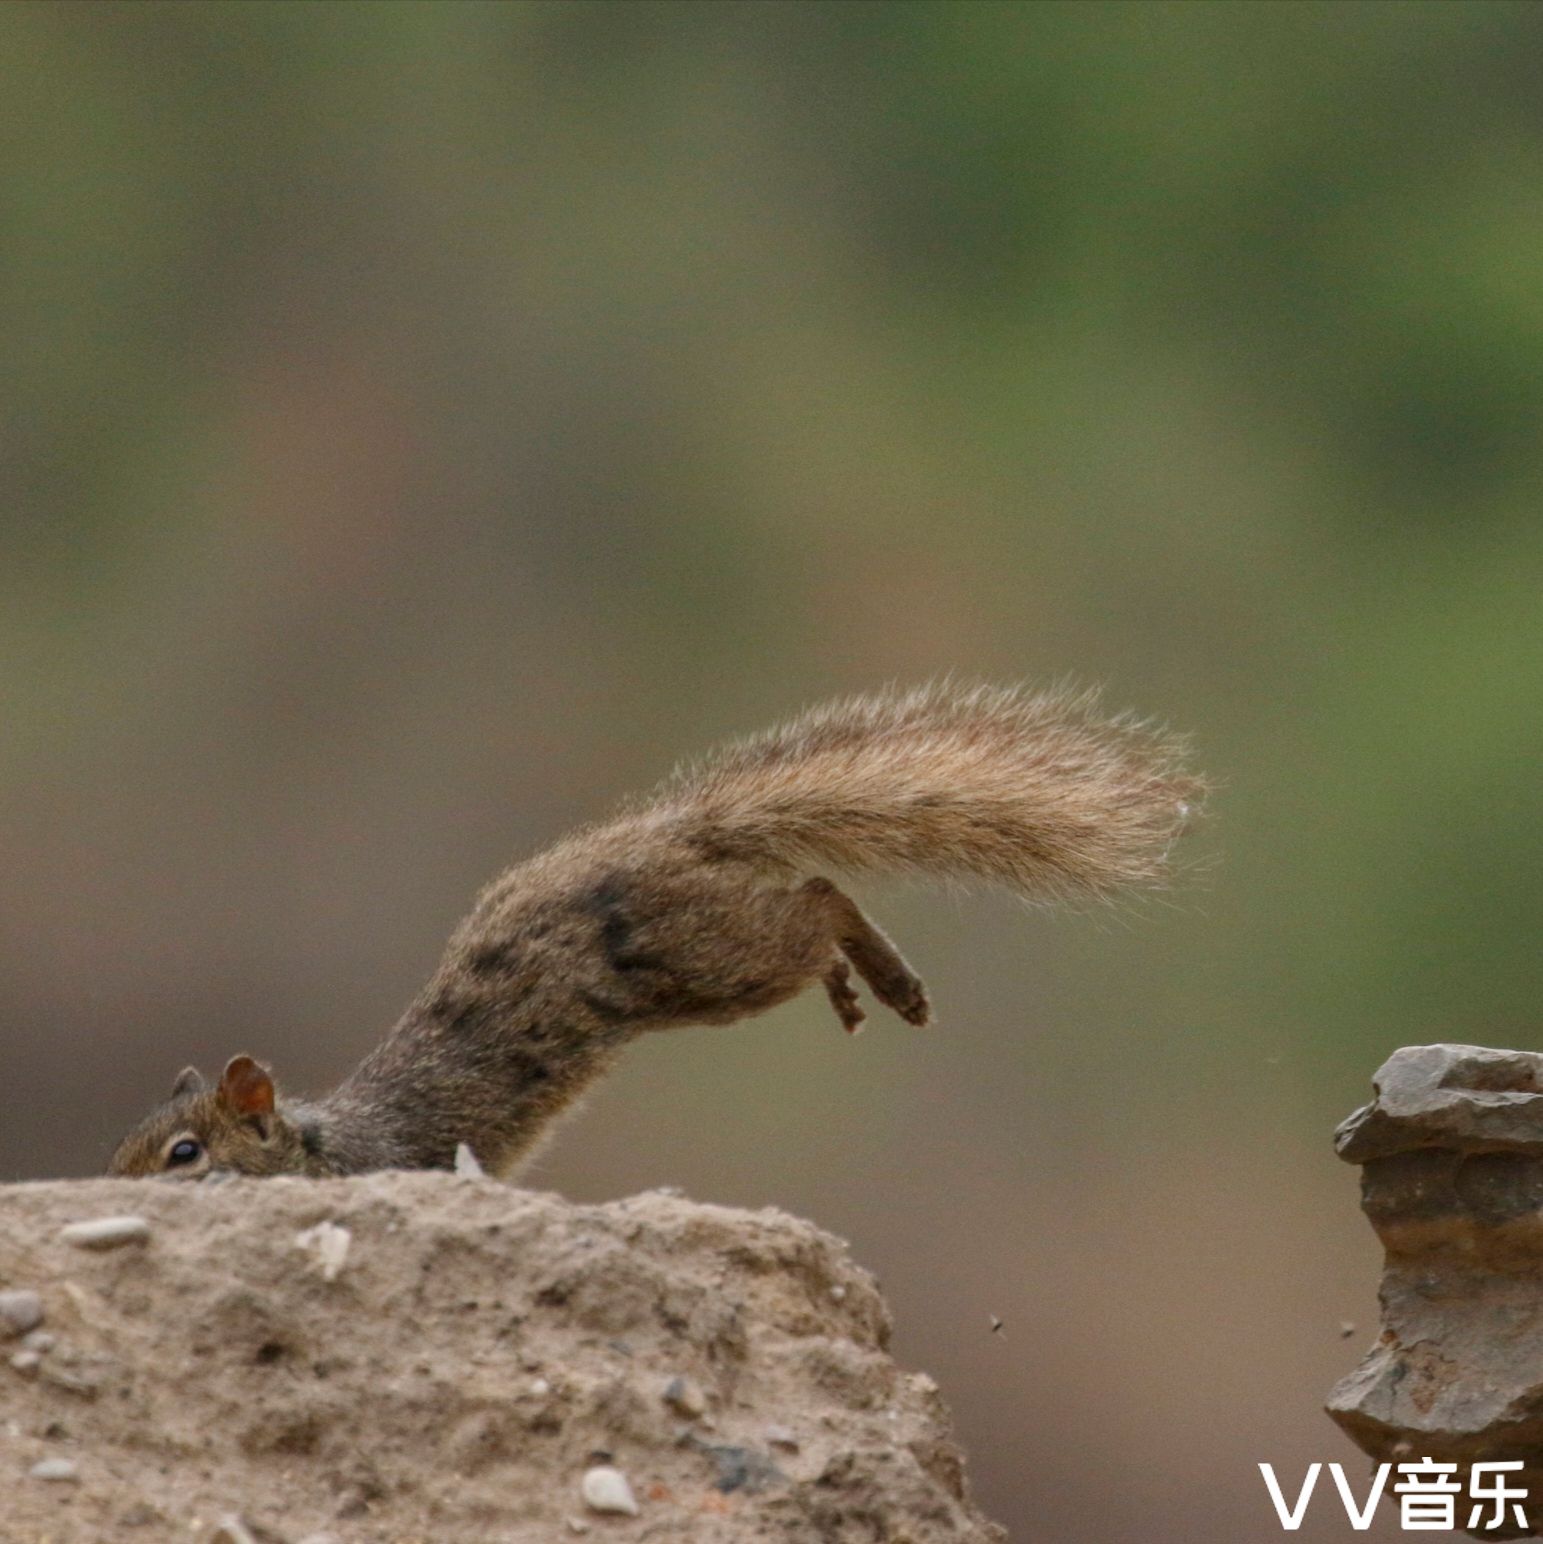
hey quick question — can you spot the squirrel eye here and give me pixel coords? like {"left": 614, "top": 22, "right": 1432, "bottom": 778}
{"left": 167, "top": 1138, "right": 203, "bottom": 1167}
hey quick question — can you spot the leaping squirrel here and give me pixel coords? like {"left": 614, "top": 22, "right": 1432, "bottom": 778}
{"left": 107, "top": 683, "right": 1203, "bottom": 1180}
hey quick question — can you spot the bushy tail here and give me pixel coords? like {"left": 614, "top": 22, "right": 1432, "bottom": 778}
{"left": 636, "top": 683, "right": 1205, "bottom": 901}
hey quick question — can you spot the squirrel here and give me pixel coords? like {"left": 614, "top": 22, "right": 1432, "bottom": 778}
{"left": 106, "top": 683, "right": 1203, "bottom": 1182}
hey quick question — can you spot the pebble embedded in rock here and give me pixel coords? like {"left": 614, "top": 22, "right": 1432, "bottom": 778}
{"left": 59, "top": 1216, "right": 152, "bottom": 1251}
{"left": 662, "top": 1374, "right": 707, "bottom": 1419}
{"left": 581, "top": 1464, "right": 640, "bottom": 1516}
{"left": 0, "top": 1290, "right": 43, "bottom": 1338}
{"left": 29, "top": 1457, "right": 79, "bottom": 1483}
{"left": 208, "top": 1516, "right": 260, "bottom": 1544}
{"left": 10, "top": 1349, "right": 42, "bottom": 1377}
{"left": 294, "top": 1220, "right": 351, "bottom": 1282}
{"left": 39, "top": 1347, "right": 114, "bottom": 1398}
{"left": 22, "top": 1330, "right": 55, "bottom": 1354}
{"left": 765, "top": 1423, "right": 799, "bottom": 1450}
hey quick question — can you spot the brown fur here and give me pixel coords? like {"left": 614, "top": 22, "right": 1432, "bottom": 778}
{"left": 107, "top": 683, "right": 1204, "bottom": 1182}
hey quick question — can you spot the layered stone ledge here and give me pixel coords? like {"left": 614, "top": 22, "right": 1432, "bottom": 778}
{"left": 1330, "top": 1044, "right": 1543, "bottom": 1540}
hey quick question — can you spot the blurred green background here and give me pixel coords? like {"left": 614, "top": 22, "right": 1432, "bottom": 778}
{"left": 5, "top": 1, "right": 1542, "bottom": 1538}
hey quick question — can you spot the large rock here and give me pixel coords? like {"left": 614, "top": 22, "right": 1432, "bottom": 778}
{"left": 0, "top": 1172, "right": 1002, "bottom": 1543}
{"left": 1330, "top": 1044, "right": 1543, "bottom": 1539}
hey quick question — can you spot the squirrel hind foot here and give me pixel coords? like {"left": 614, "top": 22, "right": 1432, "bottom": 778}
{"left": 802, "top": 877, "right": 933, "bottom": 1030}
{"left": 822, "top": 958, "right": 867, "bottom": 1034}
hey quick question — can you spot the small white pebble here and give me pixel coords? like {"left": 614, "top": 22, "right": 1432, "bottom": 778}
{"left": 566, "top": 1520, "right": 591, "bottom": 1537}
{"left": 9, "top": 1349, "right": 41, "bottom": 1377}
{"left": 662, "top": 1374, "right": 707, "bottom": 1419}
{"left": 529, "top": 1377, "right": 551, "bottom": 1397}
{"left": 294, "top": 1221, "right": 351, "bottom": 1282}
{"left": 581, "top": 1464, "right": 640, "bottom": 1516}
{"left": 829, "top": 1284, "right": 847, "bottom": 1303}
{"left": 208, "top": 1517, "right": 260, "bottom": 1544}
{"left": 22, "top": 1330, "right": 55, "bottom": 1354}
{"left": 60, "top": 1216, "right": 151, "bottom": 1251}
{"left": 765, "top": 1423, "right": 799, "bottom": 1450}
{"left": 0, "top": 1291, "right": 43, "bottom": 1338}
{"left": 30, "top": 1457, "right": 79, "bottom": 1483}
{"left": 453, "top": 1142, "right": 486, "bottom": 1178}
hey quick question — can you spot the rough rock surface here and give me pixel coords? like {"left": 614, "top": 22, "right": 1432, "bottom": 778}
{"left": 1330, "top": 1044, "right": 1543, "bottom": 1539}
{"left": 0, "top": 1173, "right": 1002, "bottom": 1544}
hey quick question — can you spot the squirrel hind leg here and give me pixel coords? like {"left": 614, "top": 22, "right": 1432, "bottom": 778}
{"left": 801, "top": 877, "right": 933, "bottom": 1029}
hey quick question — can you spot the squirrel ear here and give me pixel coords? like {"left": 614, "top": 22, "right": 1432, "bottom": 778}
{"left": 217, "top": 1055, "right": 275, "bottom": 1117}
{"left": 170, "top": 1066, "right": 207, "bottom": 1100}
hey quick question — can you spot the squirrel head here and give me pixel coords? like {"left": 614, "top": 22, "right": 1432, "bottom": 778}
{"left": 106, "top": 1056, "right": 309, "bottom": 1178}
